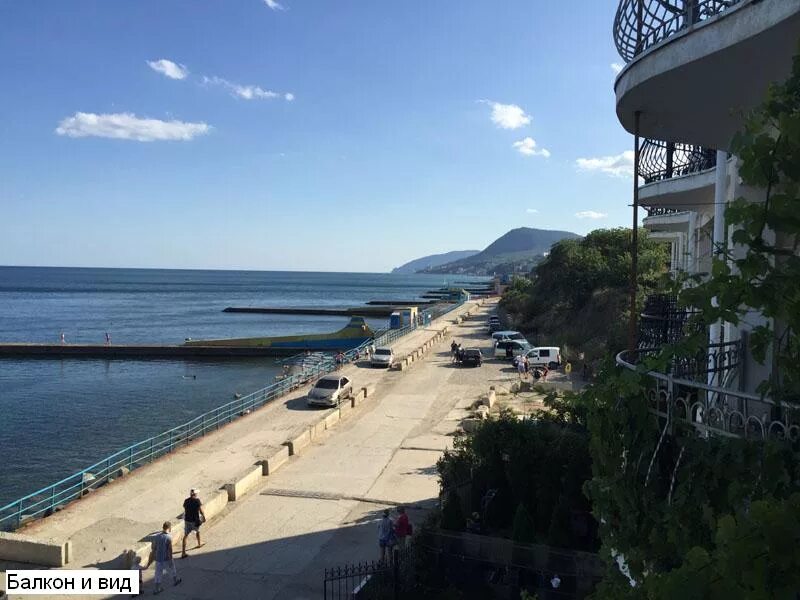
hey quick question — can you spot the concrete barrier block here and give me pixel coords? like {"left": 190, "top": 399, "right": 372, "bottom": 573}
{"left": 352, "top": 389, "right": 366, "bottom": 406}
{"left": 324, "top": 409, "right": 340, "bottom": 429}
{"left": 203, "top": 490, "right": 229, "bottom": 520}
{"left": 125, "top": 542, "right": 152, "bottom": 569}
{"left": 285, "top": 429, "right": 311, "bottom": 456}
{"left": 261, "top": 446, "right": 290, "bottom": 475}
{"left": 398, "top": 361, "right": 407, "bottom": 371}
{"left": 225, "top": 464, "right": 264, "bottom": 501}
{"left": 0, "top": 532, "right": 71, "bottom": 567}
{"left": 340, "top": 398, "right": 353, "bottom": 416}
{"left": 309, "top": 419, "right": 326, "bottom": 441}
{"left": 364, "top": 384, "right": 376, "bottom": 398}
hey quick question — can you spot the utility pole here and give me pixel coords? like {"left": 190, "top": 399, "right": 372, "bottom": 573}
{"left": 628, "top": 111, "right": 641, "bottom": 352}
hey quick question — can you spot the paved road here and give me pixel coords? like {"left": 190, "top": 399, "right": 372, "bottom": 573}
{"left": 156, "top": 301, "right": 506, "bottom": 599}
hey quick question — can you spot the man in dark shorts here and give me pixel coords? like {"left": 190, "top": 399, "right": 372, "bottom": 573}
{"left": 181, "top": 488, "right": 206, "bottom": 558}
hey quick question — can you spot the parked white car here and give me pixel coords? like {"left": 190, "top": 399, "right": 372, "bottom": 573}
{"left": 371, "top": 347, "right": 394, "bottom": 368}
{"left": 307, "top": 375, "right": 353, "bottom": 407}
{"left": 523, "top": 346, "right": 562, "bottom": 369}
{"left": 494, "top": 339, "right": 531, "bottom": 359}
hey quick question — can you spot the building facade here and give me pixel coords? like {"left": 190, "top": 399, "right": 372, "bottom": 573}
{"left": 612, "top": 0, "right": 800, "bottom": 436}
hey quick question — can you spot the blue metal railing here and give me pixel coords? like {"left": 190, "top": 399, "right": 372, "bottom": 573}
{"left": 0, "top": 300, "right": 466, "bottom": 530}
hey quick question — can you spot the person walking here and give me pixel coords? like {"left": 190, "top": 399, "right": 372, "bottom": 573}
{"left": 523, "top": 356, "right": 530, "bottom": 380}
{"left": 517, "top": 356, "right": 526, "bottom": 380}
{"left": 60, "top": 332, "right": 66, "bottom": 345}
{"left": 153, "top": 522, "right": 181, "bottom": 594}
{"left": 394, "top": 506, "right": 412, "bottom": 548}
{"left": 377, "top": 509, "right": 396, "bottom": 561}
{"left": 181, "top": 488, "right": 206, "bottom": 558}
{"left": 105, "top": 332, "right": 111, "bottom": 346}
{"left": 368, "top": 343, "right": 375, "bottom": 361}
{"left": 450, "top": 340, "right": 459, "bottom": 363}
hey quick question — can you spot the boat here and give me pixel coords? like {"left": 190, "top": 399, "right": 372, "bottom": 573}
{"left": 183, "top": 316, "right": 374, "bottom": 352}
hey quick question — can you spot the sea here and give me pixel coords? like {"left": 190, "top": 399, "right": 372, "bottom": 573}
{"left": 0, "top": 266, "right": 489, "bottom": 509}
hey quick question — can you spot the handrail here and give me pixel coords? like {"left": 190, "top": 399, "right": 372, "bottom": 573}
{"left": 614, "top": 0, "right": 745, "bottom": 63}
{"left": 639, "top": 138, "right": 717, "bottom": 184}
{"left": 616, "top": 348, "right": 800, "bottom": 440}
{"left": 0, "top": 299, "right": 467, "bottom": 530}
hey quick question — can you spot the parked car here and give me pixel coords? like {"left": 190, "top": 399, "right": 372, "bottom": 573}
{"left": 460, "top": 348, "right": 483, "bottom": 367}
{"left": 523, "top": 346, "right": 562, "bottom": 369}
{"left": 307, "top": 375, "right": 353, "bottom": 407}
{"left": 371, "top": 347, "right": 394, "bottom": 368}
{"left": 491, "top": 330, "right": 528, "bottom": 343}
{"left": 494, "top": 339, "right": 531, "bottom": 359}
{"left": 488, "top": 321, "right": 503, "bottom": 334}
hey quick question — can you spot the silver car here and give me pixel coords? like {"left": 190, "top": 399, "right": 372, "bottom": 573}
{"left": 307, "top": 375, "right": 353, "bottom": 407}
{"left": 371, "top": 347, "right": 394, "bottom": 368}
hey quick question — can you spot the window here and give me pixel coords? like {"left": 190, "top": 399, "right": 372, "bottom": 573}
{"left": 315, "top": 379, "right": 339, "bottom": 390}
{"left": 375, "top": 349, "right": 391, "bottom": 356}
{"left": 539, "top": 349, "right": 550, "bottom": 357}
{"left": 341, "top": 378, "right": 349, "bottom": 386}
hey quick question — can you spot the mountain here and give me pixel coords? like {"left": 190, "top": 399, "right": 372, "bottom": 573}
{"left": 423, "top": 227, "right": 581, "bottom": 275}
{"left": 391, "top": 250, "right": 480, "bottom": 274}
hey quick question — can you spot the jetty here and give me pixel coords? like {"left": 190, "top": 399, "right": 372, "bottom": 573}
{"left": 222, "top": 306, "right": 397, "bottom": 317}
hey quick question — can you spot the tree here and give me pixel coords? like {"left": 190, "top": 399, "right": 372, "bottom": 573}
{"left": 512, "top": 503, "right": 537, "bottom": 543}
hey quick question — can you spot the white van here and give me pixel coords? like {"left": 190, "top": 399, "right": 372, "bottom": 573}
{"left": 523, "top": 347, "right": 562, "bottom": 368}
{"left": 494, "top": 339, "right": 531, "bottom": 359}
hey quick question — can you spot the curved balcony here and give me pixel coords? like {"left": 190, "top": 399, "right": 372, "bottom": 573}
{"left": 638, "top": 138, "right": 717, "bottom": 211}
{"left": 614, "top": 1, "right": 744, "bottom": 63}
{"left": 617, "top": 347, "right": 798, "bottom": 440}
{"left": 639, "top": 139, "right": 716, "bottom": 185}
{"left": 614, "top": 0, "right": 800, "bottom": 149}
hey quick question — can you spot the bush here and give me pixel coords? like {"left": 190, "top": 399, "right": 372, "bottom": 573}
{"left": 441, "top": 491, "right": 465, "bottom": 531}
{"left": 511, "top": 503, "right": 536, "bottom": 543}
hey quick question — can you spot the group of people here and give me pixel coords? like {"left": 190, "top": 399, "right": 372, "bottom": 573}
{"left": 450, "top": 340, "right": 464, "bottom": 363}
{"left": 128, "top": 488, "right": 205, "bottom": 595}
{"left": 512, "top": 354, "right": 548, "bottom": 381}
{"left": 377, "top": 506, "right": 413, "bottom": 561}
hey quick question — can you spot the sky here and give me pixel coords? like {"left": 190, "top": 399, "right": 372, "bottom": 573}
{"left": 0, "top": 0, "right": 635, "bottom": 272}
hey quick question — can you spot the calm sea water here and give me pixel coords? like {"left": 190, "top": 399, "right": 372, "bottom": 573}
{"left": 0, "top": 267, "right": 488, "bottom": 508}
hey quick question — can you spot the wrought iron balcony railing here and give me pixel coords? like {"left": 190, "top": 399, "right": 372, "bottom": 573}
{"left": 614, "top": 0, "right": 744, "bottom": 62}
{"left": 636, "top": 294, "right": 739, "bottom": 385}
{"left": 644, "top": 206, "right": 685, "bottom": 217}
{"left": 639, "top": 138, "right": 717, "bottom": 184}
{"left": 617, "top": 348, "right": 799, "bottom": 441}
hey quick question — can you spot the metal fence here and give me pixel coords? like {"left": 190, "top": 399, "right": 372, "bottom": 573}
{"left": 323, "top": 544, "right": 415, "bottom": 600}
{"left": 0, "top": 301, "right": 466, "bottom": 531}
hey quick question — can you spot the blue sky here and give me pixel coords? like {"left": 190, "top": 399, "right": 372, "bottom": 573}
{"left": 1, "top": 0, "right": 634, "bottom": 272}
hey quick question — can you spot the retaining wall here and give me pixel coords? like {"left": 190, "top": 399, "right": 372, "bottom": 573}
{"left": 0, "top": 532, "right": 71, "bottom": 567}
{"left": 225, "top": 464, "right": 264, "bottom": 501}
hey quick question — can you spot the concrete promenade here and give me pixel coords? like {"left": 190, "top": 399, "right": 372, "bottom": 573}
{"left": 1, "top": 299, "right": 515, "bottom": 598}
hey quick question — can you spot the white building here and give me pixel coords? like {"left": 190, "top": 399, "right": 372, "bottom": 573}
{"left": 612, "top": 0, "right": 800, "bottom": 437}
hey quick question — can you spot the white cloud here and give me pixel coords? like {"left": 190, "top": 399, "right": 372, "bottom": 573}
{"left": 147, "top": 59, "right": 189, "bottom": 80}
{"left": 55, "top": 112, "right": 210, "bottom": 142}
{"left": 526, "top": 208, "right": 539, "bottom": 214}
{"left": 611, "top": 62, "right": 623, "bottom": 75}
{"left": 481, "top": 100, "right": 531, "bottom": 130}
{"left": 576, "top": 150, "right": 634, "bottom": 178}
{"left": 575, "top": 210, "right": 608, "bottom": 220}
{"left": 513, "top": 137, "right": 550, "bottom": 158}
{"left": 264, "top": 0, "right": 285, "bottom": 10}
{"left": 203, "top": 76, "right": 292, "bottom": 101}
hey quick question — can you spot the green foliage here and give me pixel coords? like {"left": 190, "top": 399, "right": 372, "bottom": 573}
{"left": 547, "top": 495, "right": 573, "bottom": 548}
{"left": 441, "top": 491, "right": 466, "bottom": 531}
{"left": 500, "top": 228, "right": 669, "bottom": 360}
{"left": 436, "top": 411, "right": 598, "bottom": 550}
{"left": 581, "top": 46, "right": 800, "bottom": 599}
{"left": 511, "top": 503, "right": 537, "bottom": 543}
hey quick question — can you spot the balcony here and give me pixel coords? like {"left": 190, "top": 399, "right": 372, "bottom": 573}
{"left": 617, "top": 347, "right": 798, "bottom": 440}
{"left": 616, "top": 295, "right": 800, "bottom": 440}
{"left": 638, "top": 138, "right": 717, "bottom": 211}
{"left": 613, "top": 0, "right": 800, "bottom": 149}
